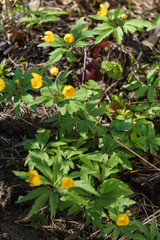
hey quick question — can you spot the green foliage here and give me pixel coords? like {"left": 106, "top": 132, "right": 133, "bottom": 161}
{"left": 101, "top": 61, "right": 122, "bottom": 80}
{"left": 0, "top": 59, "right": 13, "bottom": 77}
{"left": 38, "top": 17, "right": 95, "bottom": 66}
{"left": 10, "top": 8, "right": 160, "bottom": 239}
{"left": 89, "top": 8, "right": 150, "bottom": 44}
{"left": 20, "top": 7, "right": 69, "bottom": 27}
{"left": 123, "top": 65, "right": 160, "bottom": 102}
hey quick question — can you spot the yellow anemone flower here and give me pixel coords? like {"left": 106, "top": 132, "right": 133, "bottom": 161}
{"left": 50, "top": 66, "right": 59, "bottom": 75}
{"left": 61, "top": 177, "right": 75, "bottom": 190}
{"left": 116, "top": 214, "right": 129, "bottom": 226}
{"left": 27, "top": 170, "right": 41, "bottom": 187}
{"left": 122, "top": 13, "right": 127, "bottom": 19}
{"left": 62, "top": 85, "right": 76, "bottom": 98}
{"left": 0, "top": 78, "right": 5, "bottom": 91}
{"left": 97, "top": 3, "right": 108, "bottom": 17}
{"left": 31, "top": 73, "right": 43, "bottom": 89}
{"left": 44, "top": 31, "right": 55, "bottom": 43}
{"left": 64, "top": 33, "right": 74, "bottom": 43}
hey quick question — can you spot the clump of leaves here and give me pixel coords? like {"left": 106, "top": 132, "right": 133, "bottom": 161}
{"left": 0, "top": 59, "right": 13, "bottom": 77}
{"left": 20, "top": 7, "right": 69, "bottom": 27}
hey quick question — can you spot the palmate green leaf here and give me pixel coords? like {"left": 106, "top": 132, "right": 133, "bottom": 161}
{"left": 148, "top": 86, "right": 157, "bottom": 102}
{"left": 28, "top": 191, "right": 50, "bottom": 218}
{"left": 13, "top": 171, "right": 28, "bottom": 180}
{"left": 70, "top": 17, "right": 85, "bottom": 39}
{"left": 35, "top": 129, "right": 50, "bottom": 150}
{"left": 17, "top": 187, "right": 48, "bottom": 203}
{"left": 99, "top": 178, "right": 133, "bottom": 197}
{"left": 123, "top": 19, "right": 150, "bottom": 34}
{"left": 135, "top": 84, "right": 148, "bottom": 99}
{"left": 153, "top": 77, "right": 160, "bottom": 87}
{"left": 47, "top": 48, "right": 67, "bottom": 66}
{"left": 133, "top": 219, "right": 150, "bottom": 239}
{"left": 49, "top": 191, "right": 59, "bottom": 218}
{"left": 123, "top": 80, "right": 142, "bottom": 90}
{"left": 59, "top": 70, "right": 73, "bottom": 84}
{"left": 147, "top": 68, "right": 156, "bottom": 85}
{"left": 14, "top": 66, "right": 22, "bottom": 82}
{"left": 113, "top": 228, "right": 121, "bottom": 240}
{"left": 74, "top": 40, "right": 89, "bottom": 47}
{"left": 29, "top": 151, "right": 53, "bottom": 182}
{"left": 76, "top": 30, "right": 95, "bottom": 42}
{"left": 67, "top": 190, "right": 89, "bottom": 207}
{"left": 67, "top": 204, "right": 82, "bottom": 215}
{"left": 101, "top": 61, "right": 122, "bottom": 80}
{"left": 13, "top": 94, "right": 21, "bottom": 118}
{"left": 95, "top": 28, "right": 114, "bottom": 44}
{"left": 0, "top": 93, "right": 12, "bottom": 103}
{"left": 97, "top": 224, "right": 115, "bottom": 237}
{"left": 114, "top": 26, "right": 123, "bottom": 44}
{"left": 65, "top": 50, "right": 77, "bottom": 63}
{"left": 93, "top": 22, "right": 114, "bottom": 31}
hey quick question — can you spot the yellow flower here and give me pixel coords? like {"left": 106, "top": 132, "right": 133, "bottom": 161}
{"left": 44, "top": 31, "right": 55, "bottom": 43}
{"left": 61, "top": 177, "right": 75, "bottom": 190}
{"left": 97, "top": 3, "right": 108, "bottom": 17}
{"left": 64, "top": 33, "right": 74, "bottom": 43}
{"left": 50, "top": 66, "right": 59, "bottom": 75}
{"left": 0, "top": 78, "right": 5, "bottom": 91}
{"left": 31, "top": 73, "right": 43, "bottom": 89}
{"left": 122, "top": 13, "right": 127, "bottom": 19}
{"left": 15, "top": 79, "right": 19, "bottom": 84}
{"left": 116, "top": 214, "right": 129, "bottom": 226}
{"left": 27, "top": 170, "right": 41, "bottom": 187}
{"left": 62, "top": 85, "right": 76, "bottom": 98}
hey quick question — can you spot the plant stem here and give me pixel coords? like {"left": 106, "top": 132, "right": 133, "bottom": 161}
{"left": 58, "top": 111, "right": 61, "bottom": 140}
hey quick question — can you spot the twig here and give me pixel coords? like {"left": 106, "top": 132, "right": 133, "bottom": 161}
{"left": 82, "top": 46, "right": 87, "bottom": 84}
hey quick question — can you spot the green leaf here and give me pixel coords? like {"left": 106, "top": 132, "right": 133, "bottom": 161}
{"left": 114, "top": 27, "right": 123, "bottom": 44}
{"left": 150, "top": 217, "right": 156, "bottom": 240}
{"left": 147, "top": 68, "right": 156, "bottom": 85}
{"left": 13, "top": 95, "right": 21, "bottom": 118}
{"left": 14, "top": 66, "right": 22, "bottom": 81}
{"left": 101, "top": 61, "right": 122, "bottom": 80}
{"left": 74, "top": 180, "right": 100, "bottom": 196}
{"left": 28, "top": 191, "right": 49, "bottom": 218}
{"left": 13, "top": 171, "right": 28, "bottom": 180}
{"left": 123, "top": 81, "right": 142, "bottom": 90}
{"left": 47, "top": 48, "right": 67, "bottom": 66}
{"left": 29, "top": 151, "right": 53, "bottom": 182}
{"left": 135, "top": 85, "right": 148, "bottom": 99}
{"left": 133, "top": 219, "right": 150, "bottom": 238}
{"left": 49, "top": 191, "right": 59, "bottom": 218}
{"left": 95, "top": 28, "right": 113, "bottom": 44}
{"left": 17, "top": 187, "right": 48, "bottom": 203}
{"left": 65, "top": 50, "right": 77, "bottom": 63}
{"left": 148, "top": 86, "right": 156, "bottom": 102}
{"left": 97, "top": 224, "right": 115, "bottom": 237}
{"left": 35, "top": 129, "right": 50, "bottom": 149}
{"left": 70, "top": 17, "right": 85, "bottom": 39}
{"left": 113, "top": 228, "right": 121, "bottom": 240}
{"left": 153, "top": 77, "right": 160, "bottom": 87}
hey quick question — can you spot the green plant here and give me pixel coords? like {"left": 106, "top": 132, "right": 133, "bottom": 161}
{"left": 20, "top": 7, "right": 69, "bottom": 27}
{"left": 89, "top": 7, "right": 151, "bottom": 45}
{"left": 123, "top": 64, "right": 160, "bottom": 103}
{"left": 0, "top": 66, "right": 47, "bottom": 118}
{"left": 0, "top": 59, "right": 13, "bottom": 77}
{"left": 39, "top": 17, "right": 95, "bottom": 66}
